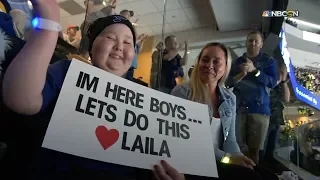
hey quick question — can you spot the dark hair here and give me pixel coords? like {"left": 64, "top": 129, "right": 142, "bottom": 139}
{"left": 120, "top": 10, "right": 134, "bottom": 17}
{"left": 120, "top": 9, "right": 128, "bottom": 14}
{"left": 164, "top": 35, "right": 176, "bottom": 45}
{"left": 247, "top": 31, "right": 264, "bottom": 41}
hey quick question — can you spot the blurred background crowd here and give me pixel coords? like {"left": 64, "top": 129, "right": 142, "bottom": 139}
{"left": 295, "top": 67, "right": 320, "bottom": 96}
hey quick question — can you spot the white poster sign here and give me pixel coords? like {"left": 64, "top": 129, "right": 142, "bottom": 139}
{"left": 42, "top": 60, "right": 218, "bottom": 177}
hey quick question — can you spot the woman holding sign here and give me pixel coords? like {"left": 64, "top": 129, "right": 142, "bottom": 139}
{"left": 171, "top": 43, "right": 278, "bottom": 180}
{"left": 0, "top": 0, "right": 182, "bottom": 179}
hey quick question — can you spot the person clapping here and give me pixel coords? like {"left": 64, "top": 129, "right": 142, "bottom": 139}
{"left": 160, "top": 35, "right": 189, "bottom": 94}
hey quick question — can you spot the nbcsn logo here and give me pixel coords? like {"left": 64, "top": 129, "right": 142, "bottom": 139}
{"left": 262, "top": 10, "right": 299, "bottom": 18}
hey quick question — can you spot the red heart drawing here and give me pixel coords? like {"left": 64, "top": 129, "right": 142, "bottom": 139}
{"left": 95, "top": 126, "right": 120, "bottom": 150}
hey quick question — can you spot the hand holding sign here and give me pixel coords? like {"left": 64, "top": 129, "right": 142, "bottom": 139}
{"left": 153, "top": 160, "right": 185, "bottom": 180}
{"left": 230, "top": 155, "right": 255, "bottom": 170}
{"left": 43, "top": 60, "right": 218, "bottom": 177}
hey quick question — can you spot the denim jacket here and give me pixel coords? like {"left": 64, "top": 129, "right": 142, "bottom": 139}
{"left": 171, "top": 82, "right": 242, "bottom": 161}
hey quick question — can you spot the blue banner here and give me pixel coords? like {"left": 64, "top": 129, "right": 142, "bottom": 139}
{"left": 279, "top": 29, "right": 320, "bottom": 110}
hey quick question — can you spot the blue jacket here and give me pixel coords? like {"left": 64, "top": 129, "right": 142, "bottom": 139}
{"left": 171, "top": 83, "right": 242, "bottom": 161}
{"left": 0, "top": 0, "right": 16, "bottom": 37}
{"left": 230, "top": 53, "right": 278, "bottom": 115}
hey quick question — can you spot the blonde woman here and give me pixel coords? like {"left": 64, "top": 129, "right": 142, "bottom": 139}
{"left": 171, "top": 42, "right": 278, "bottom": 180}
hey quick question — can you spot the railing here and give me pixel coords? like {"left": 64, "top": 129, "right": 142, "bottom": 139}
{"left": 284, "top": 20, "right": 320, "bottom": 44}
{"left": 275, "top": 119, "right": 320, "bottom": 180}
{"left": 285, "top": 18, "right": 320, "bottom": 35}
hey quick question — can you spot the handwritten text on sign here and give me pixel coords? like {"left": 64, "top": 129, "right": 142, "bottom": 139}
{"left": 42, "top": 60, "right": 217, "bottom": 177}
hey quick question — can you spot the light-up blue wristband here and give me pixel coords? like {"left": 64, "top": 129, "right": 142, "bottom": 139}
{"left": 32, "top": 17, "right": 62, "bottom": 32}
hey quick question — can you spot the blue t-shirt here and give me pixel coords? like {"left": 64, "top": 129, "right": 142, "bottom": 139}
{"left": 35, "top": 60, "right": 137, "bottom": 179}
{"left": 131, "top": 44, "right": 140, "bottom": 69}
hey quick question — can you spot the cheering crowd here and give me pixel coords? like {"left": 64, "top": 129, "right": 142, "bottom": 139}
{"left": 295, "top": 67, "right": 320, "bottom": 95}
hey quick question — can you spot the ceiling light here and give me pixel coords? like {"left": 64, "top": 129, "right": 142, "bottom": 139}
{"left": 187, "top": 51, "right": 190, "bottom": 54}
{"left": 27, "top": 0, "right": 33, "bottom": 10}
{"left": 102, "top": 1, "right": 107, "bottom": 6}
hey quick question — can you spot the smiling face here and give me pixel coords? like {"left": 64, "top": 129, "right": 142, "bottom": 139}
{"left": 198, "top": 46, "right": 227, "bottom": 84}
{"left": 165, "top": 36, "right": 178, "bottom": 51}
{"left": 91, "top": 23, "right": 135, "bottom": 77}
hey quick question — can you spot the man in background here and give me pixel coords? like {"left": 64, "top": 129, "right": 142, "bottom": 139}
{"left": 229, "top": 31, "right": 278, "bottom": 164}
{"left": 160, "top": 35, "right": 189, "bottom": 93}
{"left": 63, "top": 25, "right": 81, "bottom": 48}
{"left": 119, "top": 9, "right": 138, "bottom": 24}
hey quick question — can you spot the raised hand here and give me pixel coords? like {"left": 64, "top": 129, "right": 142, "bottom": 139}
{"left": 156, "top": 42, "right": 164, "bottom": 51}
{"left": 29, "top": 0, "right": 60, "bottom": 21}
{"left": 109, "top": 0, "right": 118, "bottom": 7}
{"left": 136, "top": 33, "right": 148, "bottom": 46}
{"left": 239, "top": 64, "right": 249, "bottom": 74}
{"left": 184, "top": 39, "right": 190, "bottom": 50}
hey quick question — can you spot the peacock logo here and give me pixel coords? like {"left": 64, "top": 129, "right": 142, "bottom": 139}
{"left": 262, "top": 11, "right": 271, "bottom": 17}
